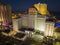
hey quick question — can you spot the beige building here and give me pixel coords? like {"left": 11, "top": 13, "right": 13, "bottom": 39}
{"left": 35, "top": 15, "right": 46, "bottom": 32}
{"left": 21, "top": 14, "right": 46, "bottom": 31}
{"left": 45, "top": 21, "right": 55, "bottom": 36}
{"left": 21, "top": 15, "right": 36, "bottom": 29}
{"left": 12, "top": 14, "right": 46, "bottom": 33}
{"left": 12, "top": 14, "right": 55, "bottom": 37}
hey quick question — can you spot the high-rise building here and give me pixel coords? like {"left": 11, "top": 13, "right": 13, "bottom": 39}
{"left": 12, "top": 19, "right": 20, "bottom": 31}
{"left": 12, "top": 14, "right": 46, "bottom": 33}
{"left": 35, "top": 15, "right": 46, "bottom": 32}
{"left": 45, "top": 21, "right": 55, "bottom": 36}
{"left": 0, "top": 3, "right": 12, "bottom": 27}
{"left": 21, "top": 15, "right": 36, "bottom": 29}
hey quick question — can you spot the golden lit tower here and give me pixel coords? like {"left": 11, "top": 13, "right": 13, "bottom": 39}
{"left": 0, "top": 3, "right": 12, "bottom": 27}
{"left": 34, "top": 3, "right": 50, "bottom": 16}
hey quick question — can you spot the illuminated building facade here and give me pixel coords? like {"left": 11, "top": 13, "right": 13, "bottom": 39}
{"left": 35, "top": 15, "right": 46, "bottom": 32}
{"left": 34, "top": 3, "right": 50, "bottom": 16}
{"left": 0, "top": 3, "right": 12, "bottom": 27}
{"left": 12, "top": 15, "right": 55, "bottom": 37}
{"left": 45, "top": 22, "right": 55, "bottom": 36}
{"left": 12, "top": 14, "right": 46, "bottom": 33}
{"left": 21, "top": 15, "right": 36, "bottom": 29}
{"left": 12, "top": 19, "right": 20, "bottom": 31}
{"left": 12, "top": 13, "right": 22, "bottom": 19}
{"left": 28, "top": 7, "right": 38, "bottom": 15}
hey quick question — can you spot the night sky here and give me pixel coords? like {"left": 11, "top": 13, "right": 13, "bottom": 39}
{"left": 0, "top": 0, "right": 60, "bottom": 19}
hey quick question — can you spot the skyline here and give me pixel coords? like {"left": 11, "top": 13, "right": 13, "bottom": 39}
{"left": 0, "top": 0, "right": 60, "bottom": 19}
{"left": 0, "top": 0, "right": 60, "bottom": 12}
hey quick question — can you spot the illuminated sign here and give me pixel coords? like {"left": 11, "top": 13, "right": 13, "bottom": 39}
{"left": 55, "top": 22, "right": 60, "bottom": 27}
